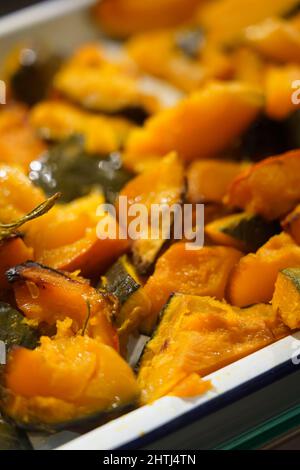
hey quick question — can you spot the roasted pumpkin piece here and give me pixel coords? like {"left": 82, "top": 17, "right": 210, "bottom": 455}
{"left": 127, "top": 28, "right": 232, "bottom": 93}
{"left": 138, "top": 294, "right": 288, "bottom": 404}
{"left": 227, "top": 232, "right": 300, "bottom": 307}
{"left": 30, "top": 101, "right": 135, "bottom": 154}
{"left": 94, "top": 0, "right": 202, "bottom": 38}
{"left": 282, "top": 203, "right": 300, "bottom": 244}
{"left": 28, "top": 136, "right": 133, "bottom": 204}
{"left": 227, "top": 149, "right": 300, "bottom": 220}
{"left": 2, "top": 335, "right": 138, "bottom": 430}
{"left": 0, "top": 165, "right": 45, "bottom": 224}
{"left": 272, "top": 268, "right": 300, "bottom": 329}
{"left": 187, "top": 160, "right": 250, "bottom": 204}
{"left": 0, "top": 237, "right": 33, "bottom": 291}
{"left": 198, "top": 0, "right": 300, "bottom": 45}
{"left": 245, "top": 17, "right": 300, "bottom": 63}
{"left": 53, "top": 44, "right": 160, "bottom": 115}
{"left": 124, "top": 82, "right": 262, "bottom": 167}
{"left": 141, "top": 243, "right": 242, "bottom": 333}
{"left": 205, "top": 213, "right": 281, "bottom": 253}
{"left": 0, "top": 106, "right": 46, "bottom": 172}
{"left": 0, "top": 302, "right": 39, "bottom": 352}
{"left": 102, "top": 255, "right": 150, "bottom": 336}
{"left": 265, "top": 65, "right": 300, "bottom": 120}
{"left": 7, "top": 262, "right": 118, "bottom": 350}
{"left": 118, "top": 152, "right": 185, "bottom": 274}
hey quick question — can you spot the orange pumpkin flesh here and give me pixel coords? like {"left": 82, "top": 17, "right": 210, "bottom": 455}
{"left": 141, "top": 243, "right": 242, "bottom": 332}
{"left": 227, "top": 150, "right": 300, "bottom": 220}
{"left": 0, "top": 237, "right": 33, "bottom": 290}
{"left": 227, "top": 233, "right": 300, "bottom": 307}
{"left": 7, "top": 262, "right": 118, "bottom": 350}
{"left": 138, "top": 294, "right": 288, "bottom": 405}
{"left": 4, "top": 335, "right": 138, "bottom": 428}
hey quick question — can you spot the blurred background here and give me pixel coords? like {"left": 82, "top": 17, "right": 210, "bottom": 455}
{"left": 0, "top": 1, "right": 47, "bottom": 16}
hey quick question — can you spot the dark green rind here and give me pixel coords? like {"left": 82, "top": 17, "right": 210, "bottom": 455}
{"left": 0, "top": 416, "right": 32, "bottom": 450}
{"left": 102, "top": 256, "right": 140, "bottom": 306}
{"left": 280, "top": 268, "right": 300, "bottom": 293}
{"left": 222, "top": 214, "right": 281, "bottom": 252}
{"left": 29, "top": 135, "right": 134, "bottom": 204}
{"left": 0, "top": 302, "right": 39, "bottom": 352}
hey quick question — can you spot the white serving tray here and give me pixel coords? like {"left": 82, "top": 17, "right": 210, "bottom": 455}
{"left": 1, "top": 0, "right": 300, "bottom": 451}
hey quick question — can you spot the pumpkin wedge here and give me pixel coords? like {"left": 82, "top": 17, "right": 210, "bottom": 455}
{"left": 138, "top": 294, "right": 288, "bottom": 404}
{"left": 0, "top": 237, "right": 33, "bottom": 291}
{"left": 205, "top": 212, "right": 281, "bottom": 252}
{"left": 265, "top": 65, "right": 300, "bottom": 120}
{"left": 118, "top": 152, "right": 185, "bottom": 274}
{"left": 282, "top": 203, "right": 300, "bottom": 244}
{"left": 7, "top": 262, "right": 118, "bottom": 350}
{"left": 187, "top": 159, "right": 250, "bottom": 204}
{"left": 25, "top": 192, "right": 129, "bottom": 277}
{"left": 227, "top": 149, "right": 300, "bottom": 220}
{"left": 2, "top": 335, "right": 138, "bottom": 430}
{"left": 199, "top": 0, "right": 300, "bottom": 45}
{"left": 141, "top": 243, "right": 242, "bottom": 333}
{"left": 272, "top": 268, "right": 300, "bottom": 329}
{"left": 124, "top": 82, "right": 262, "bottom": 167}
{"left": 245, "top": 18, "right": 300, "bottom": 63}
{"left": 227, "top": 232, "right": 300, "bottom": 307}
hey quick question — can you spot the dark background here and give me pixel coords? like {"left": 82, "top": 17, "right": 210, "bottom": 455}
{"left": 0, "top": 0, "right": 48, "bottom": 16}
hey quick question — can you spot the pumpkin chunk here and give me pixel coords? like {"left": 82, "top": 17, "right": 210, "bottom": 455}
{"left": 282, "top": 203, "right": 300, "bottom": 244}
{"left": 3, "top": 335, "right": 138, "bottom": 429}
{"left": 227, "top": 232, "right": 300, "bottom": 307}
{"left": 118, "top": 152, "right": 184, "bottom": 274}
{"left": 124, "top": 82, "right": 262, "bottom": 167}
{"left": 138, "top": 294, "right": 288, "bottom": 404}
{"left": 187, "top": 159, "right": 250, "bottom": 204}
{"left": 265, "top": 65, "right": 300, "bottom": 120}
{"left": 245, "top": 18, "right": 300, "bottom": 63}
{"left": 272, "top": 268, "right": 300, "bottom": 329}
{"left": 141, "top": 243, "right": 242, "bottom": 333}
{"left": 7, "top": 262, "right": 118, "bottom": 350}
{"left": 227, "top": 150, "right": 300, "bottom": 220}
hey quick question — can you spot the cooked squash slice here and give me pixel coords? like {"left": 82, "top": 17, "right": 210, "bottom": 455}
{"left": 245, "top": 18, "right": 300, "bottom": 63}
{"left": 265, "top": 65, "right": 300, "bottom": 120}
{"left": 199, "top": 0, "right": 300, "bottom": 45}
{"left": 272, "top": 267, "right": 300, "bottom": 329}
{"left": 205, "top": 213, "right": 281, "bottom": 252}
{"left": 227, "top": 232, "right": 300, "bottom": 307}
{"left": 141, "top": 243, "right": 242, "bottom": 333}
{"left": 138, "top": 294, "right": 288, "bottom": 404}
{"left": 187, "top": 160, "right": 250, "bottom": 204}
{"left": 94, "top": 0, "right": 202, "bottom": 38}
{"left": 0, "top": 302, "right": 39, "bottom": 352}
{"left": 227, "top": 149, "right": 300, "bottom": 220}
{"left": 168, "top": 373, "right": 212, "bottom": 399}
{"left": 0, "top": 106, "right": 46, "bottom": 172}
{"left": 7, "top": 262, "right": 119, "bottom": 350}
{"left": 30, "top": 101, "right": 135, "bottom": 154}
{"left": 2, "top": 335, "right": 138, "bottom": 430}
{"left": 124, "top": 82, "right": 262, "bottom": 167}
{"left": 102, "top": 255, "right": 150, "bottom": 336}
{"left": 53, "top": 44, "right": 160, "bottom": 115}
{"left": 25, "top": 192, "right": 129, "bottom": 277}
{"left": 232, "top": 47, "right": 266, "bottom": 88}
{"left": 118, "top": 153, "right": 185, "bottom": 274}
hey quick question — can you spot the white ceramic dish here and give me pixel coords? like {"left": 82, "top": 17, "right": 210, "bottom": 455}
{"left": 1, "top": 0, "right": 300, "bottom": 451}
